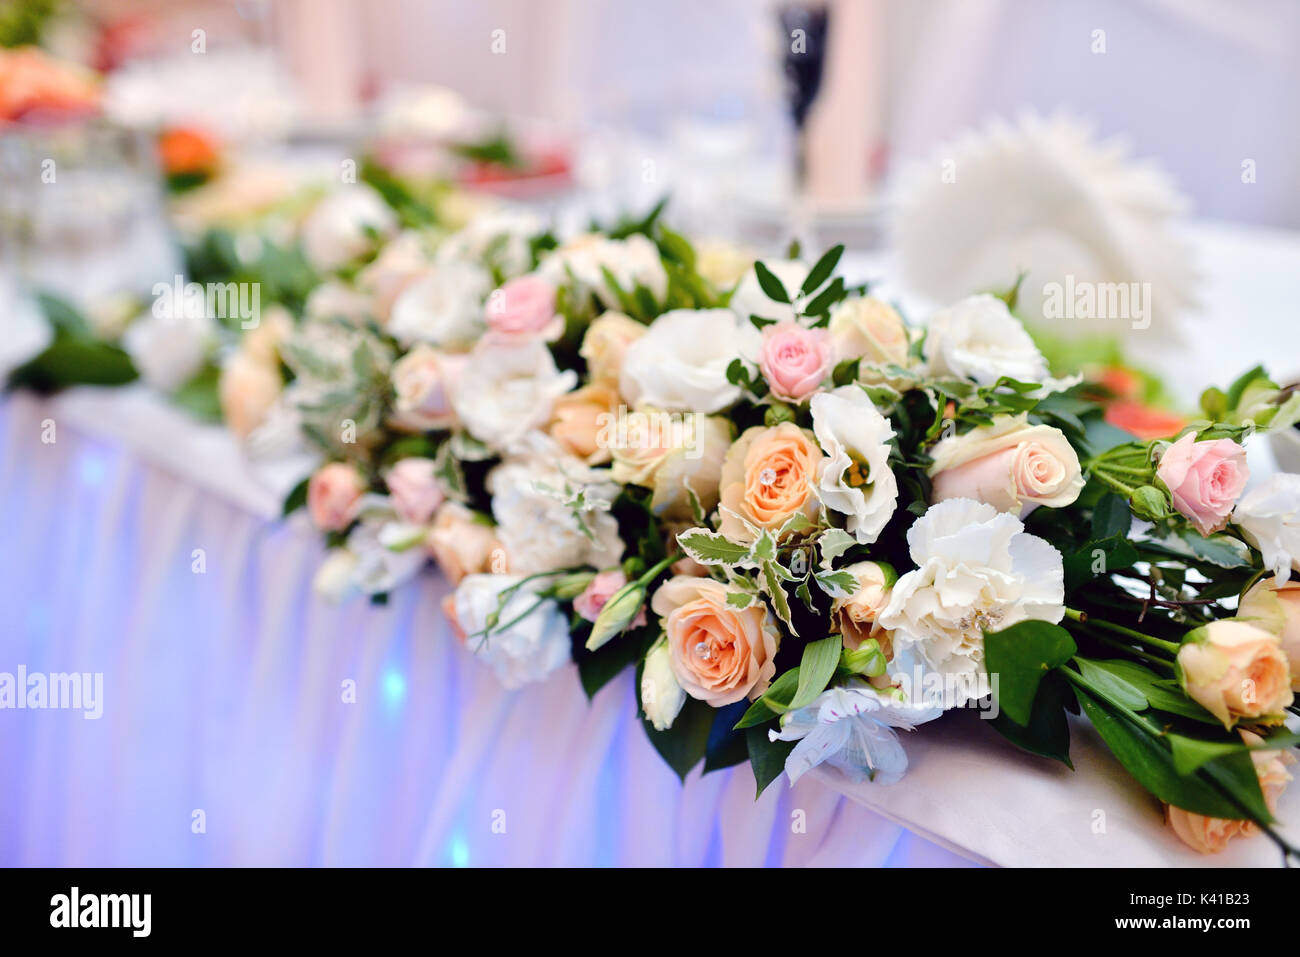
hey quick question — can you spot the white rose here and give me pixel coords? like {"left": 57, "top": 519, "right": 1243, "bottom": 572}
{"left": 122, "top": 305, "right": 214, "bottom": 392}
{"left": 879, "top": 498, "right": 1065, "bottom": 706}
{"left": 640, "top": 639, "right": 686, "bottom": 731}
{"left": 729, "top": 258, "right": 829, "bottom": 326}
{"left": 387, "top": 260, "right": 492, "bottom": 350}
{"left": 452, "top": 340, "right": 577, "bottom": 451}
{"left": 447, "top": 573, "right": 573, "bottom": 689}
{"left": 811, "top": 386, "right": 899, "bottom": 543}
{"left": 357, "top": 230, "right": 433, "bottom": 322}
{"left": 694, "top": 239, "right": 758, "bottom": 290}
{"left": 487, "top": 457, "right": 623, "bottom": 574}
{"left": 620, "top": 308, "right": 757, "bottom": 413}
{"left": 304, "top": 279, "right": 376, "bottom": 326}
{"left": 437, "top": 207, "right": 543, "bottom": 279}
{"left": 540, "top": 233, "right": 667, "bottom": 305}
{"left": 923, "top": 294, "right": 1048, "bottom": 386}
{"left": 299, "top": 184, "right": 397, "bottom": 273}
{"left": 928, "top": 413, "right": 1084, "bottom": 518}
{"left": 1234, "top": 474, "right": 1300, "bottom": 585}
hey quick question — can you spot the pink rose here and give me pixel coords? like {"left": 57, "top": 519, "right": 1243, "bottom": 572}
{"left": 758, "top": 321, "right": 831, "bottom": 402}
{"left": 307, "top": 462, "right": 366, "bottom": 532}
{"left": 573, "top": 569, "right": 648, "bottom": 628}
{"left": 1156, "top": 433, "right": 1248, "bottom": 536}
{"left": 485, "top": 274, "right": 561, "bottom": 341}
{"left": 384, "top": 457, "right": 445, "bottom": 525}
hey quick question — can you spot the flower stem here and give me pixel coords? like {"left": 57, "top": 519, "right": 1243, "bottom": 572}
{"left": 1064, "top": 608, "right": 1181, "bottom": 655}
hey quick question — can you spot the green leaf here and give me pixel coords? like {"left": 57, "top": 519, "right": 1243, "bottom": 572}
{"left": 752, "top": 261, "right": 791, "bottom": 303}
{"left": 984, "top": 621, "right": 1077, "bottom": 726}
{"left": 1091, "top": 493, "right": 1132, "bottom": 540}
{"left": 641, "top": 692, "right": 713, "bottom": 782}
{"left": 577, "top": 625, "right": 655, "bottom": 700}
{"left": 677, "top": 529, "right": 753, "bottom": 567}
{"left": 1064, "top": 535, "right": 1138, "bottom": 590}
{"left": 1181, "top": 531, "right": 1253, "bottom": 568}
{"left": 800, "top": 244, "right": 844, "bottom": 296}
{"left": 1074, "top": 657, "right": 1149, "bottom": 712}
{"left": 831, "top": 358, "right": 859, "bottom": 387}
{"left": 1073, "top": 687, "right": 1255, "bottom": 820}
{"left": 281, "top": 476, "right": 310, "bottom": 517}
{"left": 1143, "top": 681, "right": 1220, "bottom": 724}
{"left": 802, "top": 275, "right": 845, "bottom": 317}
{"left": 988, "top": 671, "right": 1073, "bottom": 767}
{"left": 747, "top": 726, "right": 794, "bottom": 797}
{"left": 814, "top": 569, "right": 857, "bottom": 599}
{"left": 816, "top": 528, "right": 857, "bottom": 566}
{"left": 735, "top": 667, "right": 801, "bottom": 727}
{"left": 789, "top": 635, "right": 842, "bottom": 711}
{"left": 760, "top": 560, "right": 795, "bottom": 633}
{"left": 703, "top": 702, "right": 751, "bottom": 773}
{"left": 172, "top": 363, "right": 223, "bottom": 422}
{"left": 7, "top": 335, "right": 138, "bottom": 392}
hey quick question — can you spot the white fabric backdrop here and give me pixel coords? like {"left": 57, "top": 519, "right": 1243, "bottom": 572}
{"left": 0, "top": 393, "right": 977, "bottom": 867}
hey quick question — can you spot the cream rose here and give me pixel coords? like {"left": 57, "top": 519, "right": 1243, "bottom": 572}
{"left": 609, "top": 409, "right": 732, "bottom": 521}
{"left": 828, "top": 296, "right": 910, "bottom": 369}
{"left": 928, "top": 414, "right": 1084, "bottom": 518}
{"left": 1238, "top": 577, "right": 1300, "bottom": 690}
{"left": 651, "top": 576, "right": 780, "bottom": 706}
{"left": 548, "top": 383, "right": 620, "bottom": 464}
{"left": 580, "top": 311, "right": 646, "bottom": 389}
{"left": 833, "top": 561, "right": 895, "bottom": 652}
{"left": 424, "top": 502, "right": 505, "bottom": 583}
{"left": 1176, "top": 620, "right": 1294, "bottom": 729}
{"left": 219, "top": 351, "right": 282, "bottom": 439}
{"left": 694, "top": 239, "right": 758, "bottom": 290}
{"left": 718, "top": 422, "right": 825, "bottom": 542}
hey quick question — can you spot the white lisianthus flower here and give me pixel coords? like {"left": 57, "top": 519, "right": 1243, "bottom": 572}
{"left": 620, "top": 309, "right": 757, "bottom": 413}
{"left": 922, "top": 294, "right": 1048, "bottom": 386}
{"left": 313, "top": 548, "right": 360, "bottom": 603}
{"left": 729, "top": 258, "right": 829, "bottom": 326}
{"left": 343, "top": 508, "right": 429, "bottom": 596}
{"left": 299, "top": 184, "right": 397, "bottom": 273}
{"left": 122, "top": 305, "right": 215, "bottom": 392}
{"left": 452, "top": 341, "right": 578, "bottom": 451}
{"left": 387, "top": 260, "right": 492, "bottom": 350}
{"left": 641, "top": 639, "right": 686, "bottom": 731}
{"left": 811, "top": 386, "right": 899, "bottom": 544}
{"left": 437, "top": 207, "right": 544, "bottom": 279}
{"left": 540, "top": 232, "right": 667, "bottom": 305}
{"left": 1234, "top": 474, "right": 1300, "bottom": 585}
{"left": 487, "top": 456, "right": 624, "bottom": 575}
{"left": 879, "top": 498, "right": 1065, "bottom": 706}
{"left": 447, "top": 573, "right": 573, "bottom": 689}
{"left": 769, "top": 681, "right": 942, "bottom": 786}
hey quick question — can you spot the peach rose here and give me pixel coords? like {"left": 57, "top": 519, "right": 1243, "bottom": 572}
{"left": 580, "top": 311, "right": 646, "bottom": 389}
{"left": 384, "top": 457, "right": 445, "bottom": 525}
{"left": 573, "top": 569, "right": 648, "bottom": 629}
{"left": 218, "top": 352, "right": 282, "bottom": 439}
{"left": 1166, "top": 728, "right": 1294, "bottom": 853}
{"left": 424, "top": 502, "right": 506, "bottom": 583}
{"left": 548, "top": 383, "right": 620, "bottom": 464}
{"left": 1238, "top": 577, "right": 1300, "bottom": 690}
{"left": 719, "top": 422, "right": 824, "bottom": 542}
{"left": 651, "top": 576, "right": 780, "bottom": 706}
{"left": 758, "top": 321, "right": 832, "bottom": 402}
{"left": 828, "top": 296, "right": 909, "bottom": 368}
{"left": 389, "top": 344, "right": 464, "bottom": 432}
{"left": 307, "top": 462, "right": 366, "bottom": 532}
{"left": 928, "top": 414, "right": 1084, "bottom": 518}
{"left": 486, "top": 274, "right": 562, "bottom": 341}
{"left": 1156, "top": 432, "right": 1248, "bottom": 536}
{"left": 1177, "top": 620, "right": 1294, "bottom": 728}
{"left": 833, "top": 561, "right": 895, "bottom": 652}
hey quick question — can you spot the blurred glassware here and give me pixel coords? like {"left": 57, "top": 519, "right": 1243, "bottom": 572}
{"left": 777, "top": 2, "right": 830, "bottom": 189}
{"left": 1, "top": 118, "right": 178, "bottom": 309}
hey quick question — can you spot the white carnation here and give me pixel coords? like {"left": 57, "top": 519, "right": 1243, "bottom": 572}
{"left": 452, "top": 341, "right": 577, "bottom": 451}
{"left": 450, "top": 574, "right": 573, "bottom": 689}
{"left": 879, "top": 498, "right": 1065, "bottom": 706}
